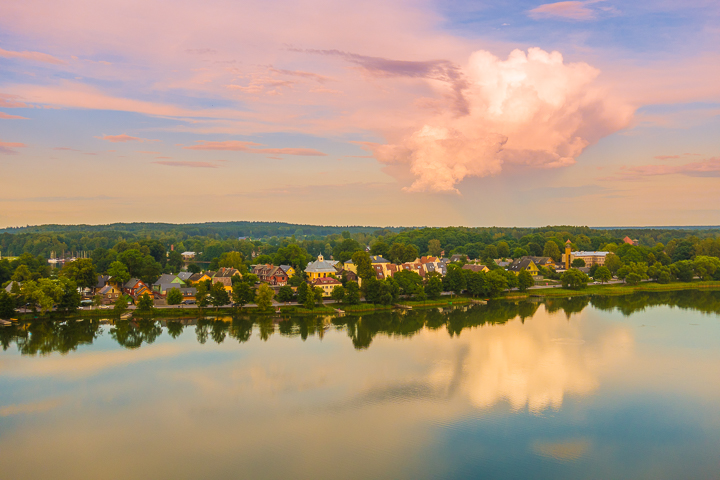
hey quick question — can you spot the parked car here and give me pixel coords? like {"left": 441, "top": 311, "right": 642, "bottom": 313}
{"left": 182, "top": 300, "right": 196, "bottom": 305}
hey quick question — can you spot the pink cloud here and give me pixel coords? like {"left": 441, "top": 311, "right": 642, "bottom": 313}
{"left": 53, "top": 147, "right": 81, "bottom": 151}
{"left": 0, "top": 112, "right": 28, "bottom": 119}
{"left": 528, "top": 1, "right": 597, "bottom": 20}
{"left": 184, "top": 140, "right": 327, "bottom": 156}
{"left": 97, "top": 134, "right": 159, "bottom": 143}
{"left": 0, "top": 140, "right": 27, "bottom": 155}
{"left": 367, "top": 47, "right": 634, "bottom": 192}
{"left": 0, "top": 47, "right": 65, "bottom": 65}
{"left": 152, "top": 160, "right": 220, "bottom": 168}
{"left": 608, "top": 157, "right": 720, "bottom": 180}
{"left": 154, "top": 156, "right": 172, "bottom": 159}
{"left": 0, "top": 94, "right": 28, "bottom": 108}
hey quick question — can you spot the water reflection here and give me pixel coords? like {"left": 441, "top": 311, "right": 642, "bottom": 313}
{"left": 1, "top": 291, "right": 720, "bottom": 479}
{"left": 2, "top": 290, "right": 720, "bottom": 354}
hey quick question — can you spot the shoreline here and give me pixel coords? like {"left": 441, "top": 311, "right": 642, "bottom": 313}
{"left": 9, "top": 281, "right": 720, "bottom": 321}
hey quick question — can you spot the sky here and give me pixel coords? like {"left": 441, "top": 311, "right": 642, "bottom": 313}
{"left": 0, "top": 0, "right": 719, "bottom": 228}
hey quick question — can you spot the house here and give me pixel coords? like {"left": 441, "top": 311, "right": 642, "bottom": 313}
{"left": 527, "top": 256, "right": 556, "bottom": 269}
{"left": 462, "top": 264, "right": 490, "bottom": 273}
{"left": 213, "top": 267, "right": 240, "bottom": 279}
{"left": 123, "top": 278, "right": 152, "bottom": 299}
{"left": 177, "top": 272, "right": 194, "bottom": 282}
{"left": 337, "top": 269, "right": 358, "bottom": 282}
{"left": 278, "top": 265, "right": 295, "bottom": 277}
{"left": 305, "top": 254, "right": 341, "bottom": 281}
{"left": 94, "top": 275, "right": 111, "bottom": 294}
{"left": 252, "top": 264, "right": 288, "bottom": 286}
{"left": 623, "top": 236, "right": 639, "bottom": 246}
{"left": 153, "top": 274, "right": 186, "bottom": 293}
{"left": 4, "top": 281, "right": 21, "bottom": 293}
{"left": 181, "top": 251, "right": 196, "bottom": 260}
{"left": 494, "top": 259, "right": 512, "bottom": 268}
{"left": 188, "top": 272, "right": 211, "bottom": 284}
{"left": 507, "top": 258, "right": 540, "bottom": 277}
{"left": 450, "top": 254, "right": 466, "bottom": 262}
{"left": 98, "top": 284, "right": 123, "bottom": 304}
{"left": 312, "top": 277, "right": 342, "bottom": 297}
{"left": 562, "top": 251, "right": 610, "bottom": 267}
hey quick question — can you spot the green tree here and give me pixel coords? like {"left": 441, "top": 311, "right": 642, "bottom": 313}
{"left": 594, "top": 266, "right": 612, "bottom": 283}
{"left": 482, "top": 245, "right": 498, "bottom": 262}
{"left": 571, "top": 258, "right": 586, "bottom": 268}
{"left": 671, "top": 260, "right": 694, "bottom": 282}
{"left": 443, "top": 265, "right": 467, "bottom": 296}
{"left": 114, "top": 294, "right": 129, "bottom": 314}
{"left": 93, "top": 294, "right": 103, "bottom": 309}
{"left": 256, "top": 283, "right": 274, "bottom": 311}
{"left": 107, "top": 261, "right": 131, "bottom": 287}
{"left": 370, "top": 239, "right": 389, "bottom": 257}
{"left": 393, "top": 269, "right": 423, "bottom": 296}
{"left": 167, "top": 250, "right": 184, "bottom": 272}
{"left": 517, "top": 270, "right": 534, "bottom": 292}
{"left": 302, "top": 285, "right": 317, "bottom": 309}
{"left": 276, "top": 285, "right": 294, "bottom": 304}
{"left": 0, "top": 290, "right": 15, "bottom": 319}
{"left": 543, "top": 241, "right": 561, "bottom": 262}
{"left": 560, "top": 269, "right": 590, "bottom": 289}
{"left": 497, "top": 242, "right": 510, "bottom": 258}
{"left": 56, "top": 277, "right": 81, "bottom": 313}
{"left": 345, "top": 281, "right": 361, "bottom": 304}
{"left": 187, "top": 263, "right": 201, "bottom": 274}
{"left": 352, "top": 251, "right": 374, "bottom": 281}
{"left": 625, "top": 272, "right": 642, "bottom": 286}
{"left": 209, "top": 282, "right": 230, "bottom": 309}
{"left": 425, "top": 276, "right": 443, "bottom": 299}
{"left": 167, "top": 288, "right": 183, "bottom": 305}
{"left": 218, "top": 251, "right": 246, "bottom": 271}
{"left": 296, "top": 282, "right": 309, "bottom": 304}
{"left": 232, "top": 281, "right": 255, "bottom": 308}
{"left": 604, "top": 254, "right": 623, "bottom": 274}
{"left": 331, "top": 285, "right": 346, "bottom": 303}
{"left": 196, "top": 279, "right": 211, "bottom": 308}
{"left": 137, "top": 293, "right": 154, "bottom": 311}
{"left": 485, "top": 270, "right": 509, "bottom": 297}
{"left": 428, "top": 239, "right": 442, "bottom": 257}
{"left": 60, "top": 258, "right": 96, "bottom": 290}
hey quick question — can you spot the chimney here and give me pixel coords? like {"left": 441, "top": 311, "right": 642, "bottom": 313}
{"left": 171, "top": 244, "right": 174, "bottom": 251}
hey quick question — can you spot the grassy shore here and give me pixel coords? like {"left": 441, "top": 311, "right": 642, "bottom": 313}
{"left": 504, "top": 280, "right": 720, "bottom": 299}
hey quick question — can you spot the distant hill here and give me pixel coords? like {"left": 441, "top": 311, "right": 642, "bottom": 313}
{"left": 0, "top": 221, "right": 407, "bottom": 238}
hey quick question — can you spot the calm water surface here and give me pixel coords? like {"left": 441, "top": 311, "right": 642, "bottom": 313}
{"left": 2, "top": 291, "right": 720, "bottom": 479}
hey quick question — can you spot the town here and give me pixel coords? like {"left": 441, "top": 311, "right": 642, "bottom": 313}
{"left": 3, "top": 225, "right": 717, "bottom": 318}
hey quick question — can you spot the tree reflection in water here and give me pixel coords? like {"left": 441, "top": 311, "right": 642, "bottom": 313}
{"left": 2, "top": 290, "right": 720, "bottom": 354}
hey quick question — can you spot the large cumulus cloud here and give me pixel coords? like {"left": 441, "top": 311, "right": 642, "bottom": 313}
{"left": 367, "top": 48, "right": 634, "bottom": 193}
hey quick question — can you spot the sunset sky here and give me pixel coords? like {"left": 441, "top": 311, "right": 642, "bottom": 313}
{"left": 1, "top": 0, "right": 719, "bottom": 228}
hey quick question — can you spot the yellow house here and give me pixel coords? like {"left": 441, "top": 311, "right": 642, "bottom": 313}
{"left": 279, "top": 265, "right": 296, "bottom": 277}
{"left": 305, "top": 254, "right": 340, "bottom": 281}
{"left": 507, "top": 258, "right": 539, "bottom": 276}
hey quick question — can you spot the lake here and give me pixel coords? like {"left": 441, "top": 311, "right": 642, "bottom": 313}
{"left": 2, "top": 291, "right": 720, "bottom": 479}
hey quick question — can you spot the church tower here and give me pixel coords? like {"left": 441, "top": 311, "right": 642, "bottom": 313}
{"left": 565, "top": 240, "right": 572, "bottom": 269}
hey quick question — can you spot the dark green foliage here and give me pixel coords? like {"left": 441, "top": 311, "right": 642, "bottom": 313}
{"left": 517, "top": 270, "right": 534, "bottom": 291}
{"left": 425, "top": 276, "right": 443, "bottom": 299}
{"left": 560, "top": 269, "right": 590, "bottom": 289}
{"left": 571, "top": 258, "right": 586, "bottom": 267}
{"left": 209, "top": 282, "right": 230, "bottom": 308}
{"left": 166, "top": 288, "right": 183, "bottom": 305}
{"left": 277, "top": 285, "right": 295, "bottom": 303}
{"left": 345, "top": 281, "right": 361, "bottom": 304}
{"left": 137, "top": 293, "right": 154, "bottom": 311}
{"left": 331, "top": 285, "right": 346, "bottom": 303}
{"left": 672, "top": 260, "right": 695, "bottom": 282}
{"left": 0, "top": 291, "right": 15, "bottom": 318}
{"left": 232, "top": 281, "right": 255, "bottom": 308}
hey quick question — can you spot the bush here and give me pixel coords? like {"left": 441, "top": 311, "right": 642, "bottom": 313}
{"left": 560, "top": 269, "right": 590, "bottom": 289}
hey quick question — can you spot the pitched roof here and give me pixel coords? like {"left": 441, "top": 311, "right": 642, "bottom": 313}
{"left": 96, "top": 275, "right": 111, "bottom": 288}
{"left": 4, "top": 281, "right": 20, "bottom": 293}
{"left": 154, "top": 274, "right": 179, "bottom": 286}
{"left": 124, "top": 278, "right": 142, "bottom": 289}
{"left": 306, "top": 256, "right": 340, "bottom": 273}
{"left": 370, "top": 255, "right": 389, "bottom": 263}
{"left": 312, "top": 277, "right": 342, "bottom": 286}
{"left": 462, "top": 264, "right": 487, "bottom": 273}
{"left": 177, "top": 272, "right": 193, "bottom": 281}
{"left": 188, "top": 273, "right": 205, "bottom": 282}
{"left": 507, "top": 258, "right": 536, "bottom": 272}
